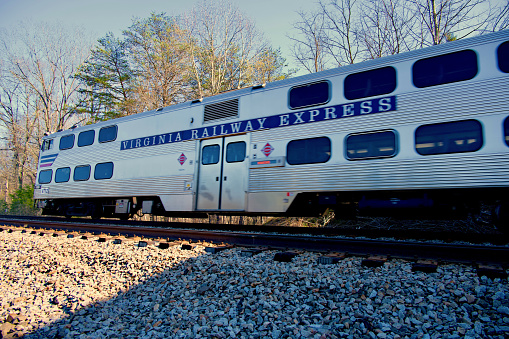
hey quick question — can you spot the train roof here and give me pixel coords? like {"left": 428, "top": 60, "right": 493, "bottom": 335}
{"left": 45, "top": 29, "right": 509, "bottom": 139}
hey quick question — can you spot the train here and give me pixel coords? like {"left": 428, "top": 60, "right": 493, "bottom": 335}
{"left": 34, "top": 29, "right": 509, "bottom": 230}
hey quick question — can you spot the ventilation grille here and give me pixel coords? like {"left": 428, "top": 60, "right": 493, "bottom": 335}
{"left": 204, "top": 99, "right": 239, "bottom": 123}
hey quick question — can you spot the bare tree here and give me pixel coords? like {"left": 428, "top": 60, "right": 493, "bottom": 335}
{"left": 290, "top": 0, "right": 501, "bottom": 73}
{"left": 488, "top": 0, "right": 509, "bottom": 31}
{"left": 359, "top": 0, "right": 423, "bottom": 59}
{"left": 0, "top": 21, "right": 92, "bottom": 192}
{"left": 288, "top": 10, "right": 329, "bottom": 73}
{"left": 183, "top": 0, "right": 271, "bottom": 97}
{"left": 410, "top": 0, "right": 493, "bottom": 45}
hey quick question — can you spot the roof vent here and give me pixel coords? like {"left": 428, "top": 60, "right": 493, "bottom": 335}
{"left": 204, "top": 98, "right": 239, "bottom": 123}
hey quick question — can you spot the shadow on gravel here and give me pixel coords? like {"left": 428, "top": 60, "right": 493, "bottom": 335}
{"left": 14, "top": 247, "right": 205, "bottom": 339}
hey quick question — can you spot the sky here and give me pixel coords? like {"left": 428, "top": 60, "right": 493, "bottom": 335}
{"left": 0, "top": 0, "right": 314, "bottom": 68}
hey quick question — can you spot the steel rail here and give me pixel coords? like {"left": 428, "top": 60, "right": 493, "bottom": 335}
{"left": 1, "top": 216, "right": 508, "bottom": 267}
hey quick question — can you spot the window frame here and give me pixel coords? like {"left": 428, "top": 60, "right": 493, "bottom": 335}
{"left": 497, "top": 41, "right": 509, "bottom": 73}
{"left": 415, "top": 119, "right": 483, "bottom": 156}
{"left": 55, "top": 167, "right": 71, "bottom": 183}
{"left": 94, "top": 162, "right": 114, "bottom": 180}
{"left": 73, "top": 165, "right": 91, "bottom": 182}
{"left": 225, "top": 141, "right": 246, "bottom": 163}
{"left": 59, "top": 134, "right": 75, "bottom": 150}
{"left": 41, "top": 139, "right": 54, "bottom": 151}
{"left": 38, "top": 169, "right": 53, "bottom": 184}
{"left": 503, "top": 116, "right": 509, "bottom": 147}
{"left": 344, "top": 66, "right": 397, "bottom": 100}
{"left": 286, "top": 136, "right": 332, "bottom": 165}
{"left": 78, "top": 130, "right": 95, "bottom": 147}
{"left": 412, "top": 49, "right": 478, "bottom": 88}
{"left": 345, "top": 130, "right": 398, "bottom": 160}
{"left": 202, "top": 144, "right": 221, "bottom": 165}
{"left": 288, "top": 81, "right": 331, "bottom": 110}
{"left": 98, "top": 125, "right": 118, "bottom": 143}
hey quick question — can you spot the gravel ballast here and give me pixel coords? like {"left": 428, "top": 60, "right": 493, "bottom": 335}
{"left": 1, "top": 228, "right": 508, "bottom": 339}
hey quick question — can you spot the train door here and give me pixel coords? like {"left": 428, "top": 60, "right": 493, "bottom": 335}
{"left": 196, "top": 134, "right": 249, "bottom": 211}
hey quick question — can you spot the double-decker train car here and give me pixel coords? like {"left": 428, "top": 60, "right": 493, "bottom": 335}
{"left": 34, "top": 30, "right": 509, "bottom": 228}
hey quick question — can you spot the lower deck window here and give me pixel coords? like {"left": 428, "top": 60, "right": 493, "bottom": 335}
{"left": 504, "top": 116, "right": 509, "bottom": 147}
{"left": 287, "top": 137, "right": 331, "bottom": 165}
{"left": 415, "top": 120, "right": 483, "bottom": 155}
{"left": 73, "top": 165, "right": 91, "bottom": 181}
{"left": 55, "top": 167, "right": 71, "bottom": 183}
{"left": 346, "top": 131, "right": 397, "bottom": 160}
{"left": 38, "top": 169, "right": 52, "bottom": 184}
{"left": 94, "top": 162, "right": 114, "bottom": 180}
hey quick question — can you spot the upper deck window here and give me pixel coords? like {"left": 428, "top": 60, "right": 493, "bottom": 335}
{"left": 497, "top": 41, "right": 509, "bottom": 73}
{"left": 78, "top": 130, "right": 95, "bottom": 147}
{"left": 346, "top": 130, "right": 397, "bottom": 160}
{"left": 289, "top": 81, "right": 330, "bottom": 109}
{"left": 415, "top": 119, "right": 483, "bottom": 155}
{"left": 287, "top": 137, "right": 331, "bottom": 165}
{"left": 344, "top": 67, "right": 397, "bottom": 100}
{"left": 412, "top": 50, "right": 478, "bottom": 88}
{"left": 41, "top": 139, "right": 53, "bottom": 151}
{"left": 59, "top": 134, "right": 75, "bottom": 150}
{"left": 99, "top": 125, "right": 117, "bottom": 143}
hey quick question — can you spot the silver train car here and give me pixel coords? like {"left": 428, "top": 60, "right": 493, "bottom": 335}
{"left": 34, "top": 30, "right": 509, "bottom": 225}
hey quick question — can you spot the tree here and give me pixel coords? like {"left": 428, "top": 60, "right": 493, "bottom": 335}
{"left": 124, "top": 13, "right": 193, "bottom": 112}
{"left": 0, "top": 21, "right": 92, "bottom": 194}
{"left": 183, "top": 0, "right": 283, "bottom": 97}
{"left": 290, "top": 0, "right": 501, "bottom": 73}
{"left": 75, "top": 33, "right": 134, "bottom": 121}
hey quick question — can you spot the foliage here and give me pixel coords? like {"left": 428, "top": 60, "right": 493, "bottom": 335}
{"left": 3, "top": 186, "right": 39, "bottom": 216}
{"left": 76, "top": 4, "right": 293, "bottom": 119}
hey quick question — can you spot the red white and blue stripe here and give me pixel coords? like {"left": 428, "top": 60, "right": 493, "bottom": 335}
{"left": 39, "top": 154, "right": 58, "bottom": 168}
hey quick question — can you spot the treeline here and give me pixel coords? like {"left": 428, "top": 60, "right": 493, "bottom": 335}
{"left": 0, "top": 0, "right": 507, "bottom": 213}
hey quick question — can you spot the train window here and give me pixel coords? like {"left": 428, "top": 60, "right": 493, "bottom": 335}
{"left": 344, "top": 67, "right": 397, "bottom": 100}
{"left": 38, "top": 169, "right": 52, "bottom": 184}
{"left": 73, "top": 165, "right": 91, "bottom": 181}
{"left": 289, "top": 81, "right": 330, "bottom": 109}
{"left": 415, "top": 120, "right": 483, "bottom": 155}
{"left": 99, "top": 125, "right": 117, "bottom": 143}
{"left": 94, "top": 162, "right": 114, "bottom": 180}
{"left": 202, "top": 145, "right": 220, "bottom": 165}
{"left": 226, "top": 142, "right": 246, "bottom": 163}
{"left": 55, "top": 167, "right": 71, "bottom": 183}
{"left": 497, "top": 41, "right": 509, "bottom": 73}
{"left": 287, "top": 137, "right": 331, "bottom": 165}
{"left": 59, "top": 134, "right": 75, "bottom": 150}
{"left": 41, "top": 139, "right": 53, "bottom": 151}
{"left": 504, "top": 116, "right": 509, "bottom": 147}
{"left": 412, "top": 50, "right": 478, "bottom": 88}
{"left": 346, "top": 131, "right": 397, "bottom": 160}
{"left": 78, "top": 130, "right": 95, "bottom": 147}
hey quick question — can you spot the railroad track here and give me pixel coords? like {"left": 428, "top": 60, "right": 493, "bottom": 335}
{"left": 1, "top": 215, "right": 508, "bottom": 277}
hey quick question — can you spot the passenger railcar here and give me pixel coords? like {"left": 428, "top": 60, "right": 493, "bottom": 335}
{"left": 34, "top": 30, "right": 509, "bottom": 228}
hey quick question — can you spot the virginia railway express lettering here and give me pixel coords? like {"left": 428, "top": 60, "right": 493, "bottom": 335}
{"left": 120, "top": 96, "right": 397, "bottom": 151}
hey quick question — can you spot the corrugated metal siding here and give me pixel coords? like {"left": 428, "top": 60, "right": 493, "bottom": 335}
{"left": 251, "top": 77, "right": 509, "bottom": 143}
{"left": 36, "top": 175, "right": 193, "bottom": 199}
{"left": 249, "top": 153, "right": 509, "bottom": 192}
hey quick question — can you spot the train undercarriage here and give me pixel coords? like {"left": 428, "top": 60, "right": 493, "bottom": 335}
{"left": 36, "top": 187, "right": 509, "bottom": 233}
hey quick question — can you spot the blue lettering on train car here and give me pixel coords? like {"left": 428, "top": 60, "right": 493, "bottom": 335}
{"left": 120, "top": 96, "right": 397, "bottom": 150}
